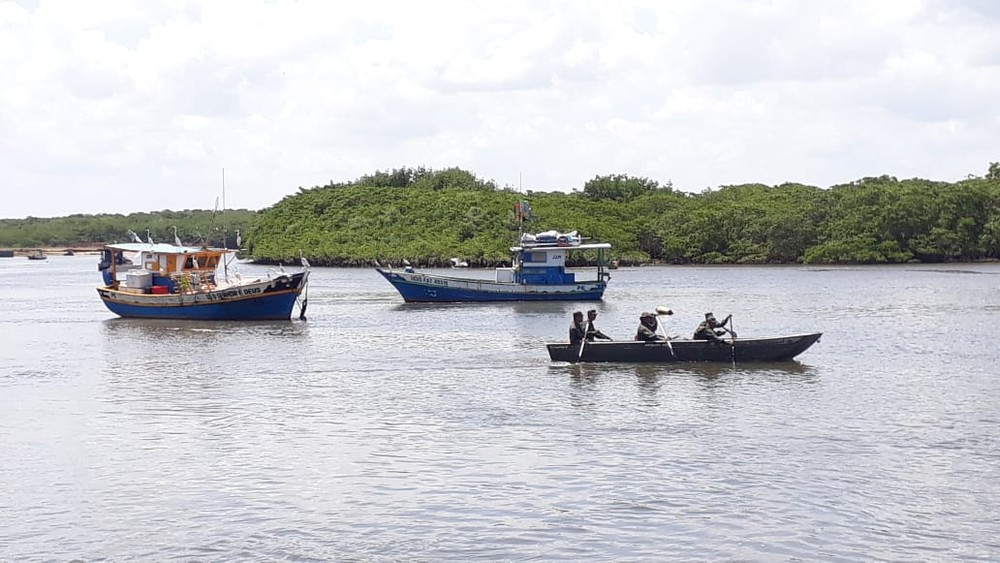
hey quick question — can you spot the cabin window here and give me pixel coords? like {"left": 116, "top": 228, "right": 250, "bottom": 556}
{"left": 527, "top": 252, "right": 546, "bottom": 263}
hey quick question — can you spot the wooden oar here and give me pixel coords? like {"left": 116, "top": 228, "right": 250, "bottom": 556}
{"left": 654, "top": 306, "right": 676, "bottom": 357}
{"left": 726, "top": 314, "right": 735, "bottom": 365}
{"left": 576, "top": 324, "right": 587, "bottom": 362}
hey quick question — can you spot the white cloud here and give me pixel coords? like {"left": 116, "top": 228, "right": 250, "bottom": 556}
{"left": 0, "top": 0, "right": 997, "bottom": 218}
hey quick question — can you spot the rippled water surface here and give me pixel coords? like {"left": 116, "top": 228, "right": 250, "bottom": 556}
{"left": 2, "top": 256, "right": 998, "bottom": 560}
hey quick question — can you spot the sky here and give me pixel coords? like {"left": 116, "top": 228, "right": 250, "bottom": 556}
{"left": 1, "top": 0, "right": 998, "bottom": 219}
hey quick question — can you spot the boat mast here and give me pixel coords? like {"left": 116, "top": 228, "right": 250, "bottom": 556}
{"left": 222, "top": 167, "right": 229, "bottom": 281}
{"left": 514, "top": 199, "right": 525, "bottom": 272}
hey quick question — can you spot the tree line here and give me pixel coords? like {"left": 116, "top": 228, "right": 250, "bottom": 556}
{"left": 0, "top": 209, "right": 256, "bottom": 250}
{"left": 248, "top": 165, "right": 1000, "bottom": 265}
{"left": 3, "top": 163, "right": 998, "bottom": 265}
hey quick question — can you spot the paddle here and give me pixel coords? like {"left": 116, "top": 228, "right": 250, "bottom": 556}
{"left": 576, "top": 321, "right": 587, "bottom": 362}
{"left": 719, "top": 314, "right": 738, "bottom": 339}
{"left": 724, "top": 313, "right": 735, "bottom": 365}
{"left": 654, "top": 306, "right": 676, "bottom": 357}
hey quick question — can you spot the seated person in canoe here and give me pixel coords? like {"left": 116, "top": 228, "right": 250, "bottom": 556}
{"left": 585, "top": 309, "right": 612, "bottom": 342}
{"left": 635, "top": 312, "right": 668, "bottom": 342}
{"left": 693, "top": 312, "right": 735, "bottom": 343}
{"left": 569, "top": 311, "right": 588, "bottom": 345}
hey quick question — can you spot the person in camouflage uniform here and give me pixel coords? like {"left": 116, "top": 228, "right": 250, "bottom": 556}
{"left": 635, "top": 312, "right": 666, "bottom": 342}
{"left": 585, "top": 309, "right": 612, "bottom": 342}
{"left": 693, "top": 312, "right": 734, "bottom": 343}
{"left": 569, "top": 311, "right": 588, "bottom": 345}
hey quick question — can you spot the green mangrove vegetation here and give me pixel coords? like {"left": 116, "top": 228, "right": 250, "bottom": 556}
{"left": 3, "top": 162, "right": 998, "bottom": 266}
{"left": 248, "top": 164, "right": 1000, "bottom": 265}
{"left": 0, "top": 209, "right": 256, "bottom": 250}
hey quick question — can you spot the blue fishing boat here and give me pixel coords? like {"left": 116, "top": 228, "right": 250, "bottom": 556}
{"left": 96, "top": 239, "right": 310, "bottom": 320}
{"left": 376, "top": 229, "right": 612, "bottom": 302}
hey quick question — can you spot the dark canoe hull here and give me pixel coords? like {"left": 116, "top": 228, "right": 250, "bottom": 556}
{"left": 548, "top": 333, "right": 822, "bottom": 363}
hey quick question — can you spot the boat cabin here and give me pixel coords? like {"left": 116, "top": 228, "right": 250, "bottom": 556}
{"left": 100, "top": 243, "right": 229, "bottom": 294}
{"left": 497, "top": 242, "right": 612, "bottom": 285}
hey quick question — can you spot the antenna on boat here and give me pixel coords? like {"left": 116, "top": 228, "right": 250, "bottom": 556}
{"left": 221, "top": 167, "right": 229, "bottom": 281}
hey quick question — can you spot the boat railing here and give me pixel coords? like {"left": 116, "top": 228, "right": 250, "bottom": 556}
{"left": 169, "top": 270, "right": 218, "bottom": 294}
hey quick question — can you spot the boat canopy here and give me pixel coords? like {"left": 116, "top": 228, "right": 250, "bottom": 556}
{"left": 102, "top": 242, "right": 228, "bottom": 278}
{"left": 103, "top": 242, "right": 223, "bottom": 255}
{"left": 510, "top": 242, "right": 612, "bottom": 252}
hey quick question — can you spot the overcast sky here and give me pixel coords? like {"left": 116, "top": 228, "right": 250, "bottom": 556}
{"left": 1, "top": 0, "right": 998, "bottom": 218}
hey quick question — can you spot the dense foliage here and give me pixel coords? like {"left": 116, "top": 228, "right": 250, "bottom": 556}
{"left": 0, "top": 209, "right": 256, "bottom": 249}
{"left": 3, "top": 164, "right": 997, "bottom": 265}
{"left": 248, "top": 166, "right": 999, "bottom": 265}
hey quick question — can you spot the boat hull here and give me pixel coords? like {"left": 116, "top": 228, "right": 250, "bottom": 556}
{"left": 548, "top": 333, "right": 822, "bottom": 363}
{"left": 376, "top": 268, "right": 605, "bottom": 302}
{"left": 97, "top": 272, "right": 307, "bottom": 320}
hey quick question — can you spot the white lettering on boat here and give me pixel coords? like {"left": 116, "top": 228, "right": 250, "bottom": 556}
{"left": 413, "top": 276, "right": 448, "bottom": 287}
{"left": 205, "top": 286, "right": 263, "bottom": 301}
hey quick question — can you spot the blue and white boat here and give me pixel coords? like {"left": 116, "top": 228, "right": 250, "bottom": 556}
{"left": 376, "top": 230, "right": 612, "bottom": 302}
{"left": 97, "top": 241, "right": 310, "bottom": 320}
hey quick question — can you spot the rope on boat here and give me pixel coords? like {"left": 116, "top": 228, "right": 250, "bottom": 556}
{"left": 297, "top": 278, "right": 309, "bottom": 321}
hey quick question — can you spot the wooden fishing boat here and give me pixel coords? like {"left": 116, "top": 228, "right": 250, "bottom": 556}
{"left": 96, "top": 241, "right": 309, "bottom": 320}
{"left": 377, "top": 230, "right": 612, "bottom": 302}
{"left": 26, "top": 249, "right": 47, "bottom": 260}
{"left": 548, "top": 333, "right": 822, "bottom": 363}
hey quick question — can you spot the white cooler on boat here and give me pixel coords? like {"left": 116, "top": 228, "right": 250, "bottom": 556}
{"left": 126, "top": 270, "right": 153, "bottom": 289}
{"left": 496, "top": 268, "right": 515, "bottom": 283}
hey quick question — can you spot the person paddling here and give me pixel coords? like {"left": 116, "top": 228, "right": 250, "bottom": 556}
{"left": 569, "top": 311, "right": 588, "bottom": 345}
{"left": 584, "top": 309, "right": 612, "bottom": 342}
{"left": 635, "top": 312, "right": 667, "bottom": 342}
{"left": 693, "top": 312, "right": 734, "bottom": 344}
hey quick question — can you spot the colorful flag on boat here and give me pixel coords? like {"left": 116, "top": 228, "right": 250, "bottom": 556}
{"left": 521, "top": 201, "right": 534, "bottom": 220}
{"left": 514, "top": 200, "right": 534, "bottom": 222}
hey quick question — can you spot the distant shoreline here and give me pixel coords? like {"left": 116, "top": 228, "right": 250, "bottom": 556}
{"left": 0, "top": 247, "right": 102, "bottom": 256}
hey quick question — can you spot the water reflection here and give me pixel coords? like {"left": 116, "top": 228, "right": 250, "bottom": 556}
{"left": 390, "top": 300, "right": 579, "bottom": 316}
{"left": 561, "top": 362, "right": 603, "bottom": 389}
{"left": 101, "top": 317, "right": 308, "bottom": 342}
{"left": 636, "top": 361, "right": 816, "bottom": 379}
{"left": 99, "top": 319, "right": 311, "bottom": 406}
{"left": 552, "top": 361, "right": 818, "bottom": 395}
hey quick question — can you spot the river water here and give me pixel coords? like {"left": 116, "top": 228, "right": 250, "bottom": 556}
{"left": 1, "top": 256, "right": 998, "bottom": 561}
